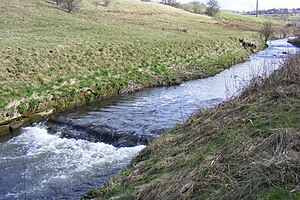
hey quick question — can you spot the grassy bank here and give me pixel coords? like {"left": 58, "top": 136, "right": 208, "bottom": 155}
{"left": 289, "top": 37, "right": 300, "bottom": 47}
{"left": 83, "top": 53, "right": 300, "bottom": 199}
{"left": 0, "top": 0, "right": 269, "bottom": 127}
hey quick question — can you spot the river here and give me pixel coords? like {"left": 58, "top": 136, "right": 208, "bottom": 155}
{"left": 0, "top": 38, "right": 298, "bottom": 199}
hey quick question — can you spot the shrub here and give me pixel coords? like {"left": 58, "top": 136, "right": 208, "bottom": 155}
{"left": 205, "top": 0, "right": 220, "bottom": 17}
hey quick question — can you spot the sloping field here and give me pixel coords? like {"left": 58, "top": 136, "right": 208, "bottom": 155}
{"left": 0, "top": 0, "right": 264, "bottom": 124}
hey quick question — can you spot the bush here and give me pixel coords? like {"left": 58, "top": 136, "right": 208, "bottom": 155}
{"left": 260, "top": 22, "right": 273, "bottom": 43}
{"left": 103, "top": 0, "right": 111, "bottom": 7}
{"left": 205, "top": 0, "right": 220, "bottom": 16}
{"left": 62, "top": 0, "right": 81, "bottom": 13}
{"left": 288, "top": 37, "right": 300, "bottom": 48}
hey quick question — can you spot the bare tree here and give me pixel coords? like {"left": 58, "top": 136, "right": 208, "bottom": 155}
{"left": 62, "top": 0, "right": 81, "bottom": 13}
{"left": 205, "top": 0, "right": 220, "bottom": 17}
{"left": 53, "top": 0, "right": 63, "bottom": 5}
{"left": 103, "top": 0, "right": 111, "bottom": 7}
{"left": 189, "top": 1, "right": 205, "bottom": 14}
{"left": 260, "top": 22, "right": 273, "bottom": 43}
{"left": 160, "top": 0, "right": 178, "bottom": 7}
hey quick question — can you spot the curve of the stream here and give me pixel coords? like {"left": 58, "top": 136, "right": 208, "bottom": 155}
{"left": 0, "top": 38, "right": 298, "bottom": 199}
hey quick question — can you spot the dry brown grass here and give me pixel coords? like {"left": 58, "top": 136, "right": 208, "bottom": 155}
{"left": 84, "top": 53, "right": 300, "bottom": 200}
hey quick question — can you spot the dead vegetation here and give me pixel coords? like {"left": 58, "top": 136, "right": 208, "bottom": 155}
{"left": 83, "top": 53, "right": 300, "bottom": 199}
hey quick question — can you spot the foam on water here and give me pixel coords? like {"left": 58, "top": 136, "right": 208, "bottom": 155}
{"left": 0, "top": 38, "right": 299, "bottom": 199}
{"left": 0, "top": 125, "right": 145, "bottom": 199}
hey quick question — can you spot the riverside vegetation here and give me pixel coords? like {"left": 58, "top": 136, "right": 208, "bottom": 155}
{"left": 1, "top": 0, "right": 299, "bottom": 199}
{"left": 289, "top": 37, "right": 300, "bottom": 47}
{"left": 83, "top": 48, "right": 300, "bottom": 200}
{"left": 0, "top": 0, "right": 279, "bottom": 132}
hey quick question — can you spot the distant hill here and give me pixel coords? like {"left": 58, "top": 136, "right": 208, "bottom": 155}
{"left": 245, "top": 8, "right": 300, "bottom": 15}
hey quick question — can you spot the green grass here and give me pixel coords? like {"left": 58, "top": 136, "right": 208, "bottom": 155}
{"left": 261, "top": 14, "right": 300, "bottom": 24}
{"left": 176, "top": 3, "right": 282, "bottom": 25}
{"left": 0, "top": 0, "right": 267, "bottom": 122}
{"left": 176, "top": 3, "right": 206, "bottom": 14}
{"left": 83, "top": 53, "right": 300, "bottom": 199}
{"left": 218, "top": 10, "right": 281, "bottom": 24}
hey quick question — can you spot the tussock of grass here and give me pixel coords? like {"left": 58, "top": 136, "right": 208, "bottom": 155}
{"left": 0, "top": 0, "right": 265, "bottom": 123}
{"left": 83, "top": 53, "right": 300, "bottom": 199}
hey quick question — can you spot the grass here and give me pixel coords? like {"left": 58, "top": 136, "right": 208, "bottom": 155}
{"left": 82, "top": 53, "right": 300, "bottom": 199}
{"left": 0, "top": 0, "right": 269, "bottom": 123}
{"left": 262, "top": 14, "right": 300, "bottom": 24}
{"left": 218, "top": 10, "right": 280, "bottom": 24}
{"left": 289, "top": 37, "right": 300, "bottom": 48}
{"left": 176, "top": 3, "right": 282, "bottom": 25}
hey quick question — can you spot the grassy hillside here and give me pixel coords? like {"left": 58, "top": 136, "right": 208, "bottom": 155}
{"left": 83, "top": 51, "right": 300, "bottom": 200}
{"left": 0, "top": 0, "right": 266, "bottom": 126}
{"left": 218, "top": 11, "right": 280, "bottom": 24}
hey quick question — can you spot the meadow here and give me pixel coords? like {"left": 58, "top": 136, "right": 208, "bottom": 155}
{"left": 0, "top": 0, "right": 267, "bottom": 124}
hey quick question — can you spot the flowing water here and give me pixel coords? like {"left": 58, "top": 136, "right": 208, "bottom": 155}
{"left": 0, "top": 39, "right": 298, "bottom": 199}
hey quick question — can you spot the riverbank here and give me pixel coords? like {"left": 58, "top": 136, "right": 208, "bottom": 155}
{"left": 288, "top": 37, "right": 300, "bottom": 47}
{"left": 0, "top": 0, "right": 273, "bottom": 135}
{"left": 83, "top": 49, "right": 300, "bottom": 199}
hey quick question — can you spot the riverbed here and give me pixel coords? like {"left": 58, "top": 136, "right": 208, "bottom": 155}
{"left": 0, "top": 38, "right": 298, "bottom": 199}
